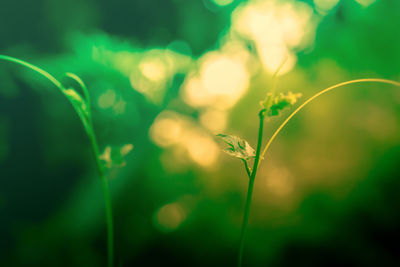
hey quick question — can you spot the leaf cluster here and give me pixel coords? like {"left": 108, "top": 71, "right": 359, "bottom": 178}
{"left": 260, "top": 91, "right": 302, "bottom": 117}
{"left": 216, "top": 134, "right": 255, "bottom": 161}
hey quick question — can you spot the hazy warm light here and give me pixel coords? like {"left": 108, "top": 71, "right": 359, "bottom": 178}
{"left": 200, "top": 108, "right": 227, "bottom": 132}
{"left": 355, "top": 0, "right": 376, "bottom": 7}
{"left": 257, "top": 44, "right": 297, "bottom": 75}
{"left": 98, "top": 89, "right": 116, "bottom": 109}
{"left": 265, "top": 167, "right": 294, "bottom": 197}
{"left": 154, "top": 202, "right": 186, "bottom": 232}
{"left": 130, "top": 52, "right": 170, "bottom": 103}
{"left": 232, "top": 0, "right": 315, "bottom": 74}
{"left": 181, "top": 76, "right": 212, "bottom": 108}
{"left": 212, "top": 0, "right": 234, "bottom": 7}
{"left": 150, "top": 111, "right": 184, "bottom": 147}
{"left": 112, "top": 98, "right": 126, "bottom": 114}
{"left": 314, "top": 0, "right": 340, "bottom": 13}
{"left": 182, "top": 130, "right": 219, "bottom": 167}
{"left": 150, "top": 111, "right": 219, "bottom": 167}
{"left": 139, "top": 57, "right": 167, "bottom": 82}
{"left": 92, "top": 44, "right": 192, "bottom": 104}
{"left": 201, "top": 54, "right": 248, "bottom": 95}
{"left": 202, "top": 53, "right": 249, "bottom": 108}
{"left": 181, "top": 52, "right": 249, "bottom": 109}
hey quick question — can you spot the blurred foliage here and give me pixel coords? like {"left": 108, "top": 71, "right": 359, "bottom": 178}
{"left": 1, "top": 0, "right": 400, "bottom": 266}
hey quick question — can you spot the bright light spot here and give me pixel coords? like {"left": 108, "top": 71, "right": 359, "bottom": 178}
{"left": 220, "top": 39, "right": 260, "bottom": 76}
{"left": 139, "top": 58, "right": 167, "bottom": 82}
{"left": 100, "top": 144, "right": 134, "bottom": 168}
{"left": 112, "top": 98, "right": 126, "bottom": 114}
{"left": 181, "top": 76, "right": 212, "bottom": 108}
{"left": 201, "top": 53, "right": 249, "bottom": 108}
{"left": 182, "top": 130, "right": 219, "bottom": 167}
{"left": 257, "top": 44, "right": 297, "bottom": 75}
{"left": 200, "top": 108, "right": 227, "bottom": 132}
{"left": 314, "top": 0, "right": 340, "bottom": 13}
{"left": 212, "top": 0, "right": 234, "bottom": 7}
{"left": 150, "top": 111, "right": 219, "bottom": 167}
{"left": 111, "top": 51, "right": 137, "bottom": 76}
{"left": 120, "top": 144, "right": 134, "bottom": 156}
{"left": 266, "top": 167, "right": 294, "bottom": 197}
{"left": 233, "top": 4, "right": 280, "bottom": 45}
{"left": 181, "top": 53, "right": 249, "bottom": 109}
{"left": 201, "top": 55, "right": 248, "bottom": 95}
{"left": 232, "top": 0, "right": 315, "bottom": 74}
{"left": 98, "top": 89, "right": 116, "bottom": 108}
{"left": 150, "top": 111, "right": 184, "bottom": 147}
{"left": 280, "top": 3, "right": 313, "bottom": 48}
{"left": 154, "top": 202, "right": 186, "bottom": 232}
{"left": 355, "top": 0, "right": 376, "bottom": 7}
{"left": 123, "top": 49, "right": 191, "bottom": 104}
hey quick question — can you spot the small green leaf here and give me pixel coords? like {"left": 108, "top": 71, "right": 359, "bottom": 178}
{"left": 217, "top": 134, "right": 255, "bottom": 161}
{"left": 100, "top": 144, "right": 134, "bottom": 168}
{"left": 61, "top": 87, "right": 93, "bottom": 135}
{"left": 260, "top": 92, "right": 274, "bottom": 110}
{"left": 261, "top": 91, "right": 302, "bottom": 117}
{"left": 62, "top": 88, "right": 89, "bottom": 119}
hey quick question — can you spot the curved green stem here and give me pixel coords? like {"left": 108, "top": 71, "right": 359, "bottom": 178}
{"left": 260, "top": 78, "right": 400, "bottom": 161}
{"left": 0, "top": 54, "right": 114, "bottom": 267}
{"left": 65, "top": 72, "right": 92, "bottom": 115}
{"left": 87, "top": 129, "right": 114, "bottom": 267}
{"left": 238, "top": 109, "right": 266, "bottom": 267}
{"left": 238, "top": 78, "right": 400, "bottom": 266}
{"left": 0, "top": 54, "right": 63, "bottom": 89}
{"left": 262, "top": 58, "right": 288, "bottom": 112}
{"left": 241, "top": 159, "right": 251, "bottom": 178}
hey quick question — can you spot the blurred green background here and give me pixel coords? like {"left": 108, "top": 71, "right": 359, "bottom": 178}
{"left": 1, "top": 0, "right": 400, "bottom": 266}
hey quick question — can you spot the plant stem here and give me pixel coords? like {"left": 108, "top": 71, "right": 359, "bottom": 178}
{"left": 88, "top": 129, "right": 114, "bottom": 267}
{"left": 238, "top": 174, "right": 255, "bottom": 267}
{"left": 0, "top": 55, "right": 114, "bottom": 267}
{"left": 238, "top": 109, "right": 266, "bottom": 267}
{"left": 241, "top": 159, "right": 251, "bottom": 178}
{"left": 237, "top": 78, "right": 400, "bottom": 266}
{"left": 259, "top": 78, "right": 400, "bottom": 161}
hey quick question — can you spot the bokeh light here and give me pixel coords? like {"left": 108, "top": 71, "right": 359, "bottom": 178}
{"left": 153, "top": 202, "right": 187, "bottom": 232}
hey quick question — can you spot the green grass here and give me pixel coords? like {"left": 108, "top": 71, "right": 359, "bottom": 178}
{"left": 3, "top": 53, "right": 400, "bottom": 267}
{"left": 218, "top": 75, "right": 400, "bottom": 267}
{"left": 0, "top": 55, "right": 114, "bottom": 267}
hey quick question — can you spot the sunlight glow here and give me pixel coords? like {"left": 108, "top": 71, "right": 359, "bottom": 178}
{"left": 150, "top": 111, "right": 184, "bottom": 147}
{"left": 182, "top": 52, "right": 249, "bottom": 109}
{"left": 314, "top": 0, "right": 340, "bottom": 14}
{"left": 232, "top": 0, "right": 315, "bottom": 75}
{"left": 89, "top": 35, "right": 192, "bottom": 104}
{"left": 112, "top": 98, "right": 126, "bottom": 114}
{"left": 139, "top": 58, "right": 167, "bottom": 82}
{"left": 150, "top": 111, "right": 219, "bottom": 167}
{"left": 182, "top": 130, "right": 219, "bottom": 167}
{"left": 201, "top": 54, "right": 248, "bottom": 96}
{"left": 265, "top": 167, "right": 294, "bottom": 197}
{"left": 200, "top": 108, "right": 227, "bottom": 132}
{"left": 154, "top": 202, "right": 186, "bottom": 232}
{"left": 212, "top": 0, "right": 234, "bottom": 7}
{"left": 257, "top": 44, "right": 297, "bottom": 75}
{"left": 98, "top": 89, "right": 116, "bottom": 109}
